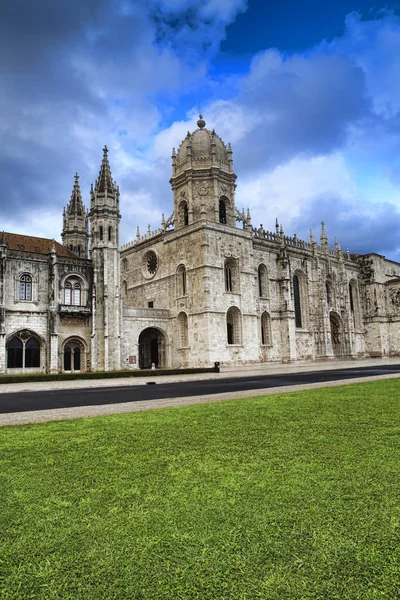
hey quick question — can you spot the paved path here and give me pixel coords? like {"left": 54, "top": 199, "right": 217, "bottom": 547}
{"left": 1, "top": 357, "right": 399, "bottom": 427}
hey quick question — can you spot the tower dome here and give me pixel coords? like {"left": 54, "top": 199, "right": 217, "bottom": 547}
{"left": 170, "top": 116, "right": 236, "bottom": 229}
{"left": 174, "top": 116, "right": 232, "bottom": 174}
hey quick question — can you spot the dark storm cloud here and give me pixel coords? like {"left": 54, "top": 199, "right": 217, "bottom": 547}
{"left": 233, "top": 50, "right": 372, "bottom": 175}
{"left": 290, "top": 195, "right": 400, "bottom": 261}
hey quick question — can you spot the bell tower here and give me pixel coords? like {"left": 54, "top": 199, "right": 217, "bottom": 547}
{"left": 61, "top": 173, "right": 89, "bottom": 258}
{"left": 89, "top": 146, "right": 121, "bottom": 371}
{"left": 170, "top": 116, "right": 237, "bottom": 230}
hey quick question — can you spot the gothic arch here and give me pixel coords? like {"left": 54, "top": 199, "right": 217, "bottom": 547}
{"left": 293, "top": 270, "right": 308, "bottom": 329}
{"left": 261, "top": 311, "right": 272, "bottom": 346}
{"left": 258, "top": 264, "right": 269, "bottom": 298}
{"left": 224, "top": 257, "right": 239, "bottom": 292}
{"left": 226, "top": 306, "right": 242, "bottom": 345}
{"left": 6, "top": 329, "right": 45, "bottom": 371}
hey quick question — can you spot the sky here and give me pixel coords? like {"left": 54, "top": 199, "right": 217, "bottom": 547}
{"left": 1, "top": 0, "right": 400, "bottom": 260}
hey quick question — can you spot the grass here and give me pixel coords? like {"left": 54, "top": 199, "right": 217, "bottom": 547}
{"left": 0, "top": 380, "right": 399, "bottom": 599}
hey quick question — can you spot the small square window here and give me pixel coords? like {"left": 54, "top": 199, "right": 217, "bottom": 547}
{"left": 148, "top": 301, "right": 154, "bottom": 308}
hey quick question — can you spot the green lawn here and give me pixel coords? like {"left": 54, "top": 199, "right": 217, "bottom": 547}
{"left": 1, "top": 380, "right": 399, "bottom": 600}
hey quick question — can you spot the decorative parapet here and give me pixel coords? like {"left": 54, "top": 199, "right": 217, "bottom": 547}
{"left": 59, "top": 304, "right": 91, "bottom": 315}
{"left": 123, "top": 307, "right": 171, "bottom": 319}
{"left": 120, "top": 228, "right": 164, "bottom": 251}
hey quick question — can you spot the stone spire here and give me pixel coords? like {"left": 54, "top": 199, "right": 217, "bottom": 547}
{"left": 95, "top": 146, "right": 116, "bottom": 195}
{"left": 61, "top": 172, "right": 89, "bottom": 258}
{"left": 320, "top": 221, "right": 328, "bottom": 252}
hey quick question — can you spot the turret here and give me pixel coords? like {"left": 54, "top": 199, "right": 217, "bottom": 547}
{"left": 61, "top": 173, "right": 89, "bottom": 258}
{"left": 88, "top": 146, "right": 121, "bottom": 372}
{"left": 170, "top": 115, "right": 237, "bottom": 229}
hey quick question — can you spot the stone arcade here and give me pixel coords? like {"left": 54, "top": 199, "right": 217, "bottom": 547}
{"left": 1, "top": 117, "right": 400, "bottom": 374}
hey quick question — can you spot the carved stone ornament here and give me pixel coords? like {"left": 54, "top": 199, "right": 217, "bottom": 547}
{"left": 180, "top": 190, "right": 186, "bottom": 197}
{"left": 221, "top": 184, "right": 227, "bottom": 193}
{"left": 198, "top": 185, "right": 208, "bottom": 196}
{"left": 390, "top": 289, "right": 400, "bottom": 307}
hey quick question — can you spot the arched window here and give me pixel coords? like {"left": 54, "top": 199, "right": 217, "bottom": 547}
{"left": 7, "top": 334, "right": 41, "bottom": 369}
{"left": 226, "top": 307, "right": 242, "bottom": 345}
{"left": 64, "top": 282, "right": 72, "bottom": 305}
{"left": 219, "top": 198, "right": 227, "bottom": 224}
{"left": 224, "top": 258, "right": 238, "bottom": 292}
{"left": 77, "top": 244, "right": 81, "bottom": 257}
{"left": 177, "top": 312, "right": 188, "bottom": 347}
{"left": 122, "top": 258, "right": 128, "bottom": 272}
{"left": 64, "top": 277, "right": 84, "bottom": 306}
{"left": 293, "top": 274, "right": 303, "bottom": 328}
{"left": 19, "top": 274, "right": 32, "bottom": 301}
{"left": 179, "top": 201, "right": 189, "bottom": 227}
{"left": 73, "top": 283, "right": 81, "bottom": 306}
{"left": 122, "top": 280, "right": 128, "bottom": 297}
{"left": 261, "top": 311, "right": 272, "bottom": 346}
{"left": 63, "top": 339, "right": 84, "bottom": 372}
{"left": 108, "top": 226, "right": 112, "bottom": 242}
{"left": 258, "top": 264, "right": 269, "bottom": 297}
{"left": 7, "top": 337, "right": 23, "bottom": 368}
{"left": 349, "top": 280, "right": 360, "bottom": 328}
{"left": 326, "top": 281, "right": 332, "bottom": 305}
{"left": 99, "top": 226, "right": 103, "bottom": 241}
{"left": 177, "top": 265, "right": 187, "bottom": 297}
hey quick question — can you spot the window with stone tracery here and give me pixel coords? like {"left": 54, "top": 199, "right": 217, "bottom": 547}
{"left": 261, "top": 311, "right": 272, "bottom": 346}
{"left": 19, "top": 274, "right": 32, "bottom": 301}
{"left": 258, "top": 264, "right": 269, "bottom": 298}
{"left": 63, "top": 277, "right": 84, "bottom": 306}
{"left": 177, "top": 264, "right": 187, "bottom": 297}
{"left": 226, "top": 306, "right": 242, "bottom": 345}
{"left": 177, "top": 312, "right": 188, "bottom": 347}
{"left": 224, "top": 258, "right": 238, "bottom": 293}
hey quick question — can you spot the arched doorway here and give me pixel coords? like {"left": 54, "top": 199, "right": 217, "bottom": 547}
{"left": 138, "top": 328, "right": 167, "bottom": 369}
{"left": 330, "top": 312, "right": 344, "bottom": 356}
{"left": 61, "top": 338, "right": 86, "bottom": 372}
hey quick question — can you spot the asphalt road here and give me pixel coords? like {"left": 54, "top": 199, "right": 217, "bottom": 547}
{"left": 1, "top": 364, "right": 399, "bottom": 414}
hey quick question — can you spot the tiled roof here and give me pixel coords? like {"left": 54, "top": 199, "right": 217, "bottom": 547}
{"left": 1, "top": 232, "right": 82, "bottom": 258}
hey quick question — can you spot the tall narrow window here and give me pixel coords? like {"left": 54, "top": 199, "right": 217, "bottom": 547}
{"left": 122, "top": 280, "right": 128, "bottom": 297}
{"left": 108, "top": 226, "right": 112, "bottom": 242}
{"left": 99, "top": 226, "right": 103, "bottom": 241}
{"left": 219, "top": 199, "right": 227, "bottom": 224}
{"left": 73, "top": 283, "right": 81, "bottom": 306}
{"left": 177, "top": 265, "right": 187, "bottom": 296}
{"left": 77, "top": 245, "right": 81, "bottom": 257}
{"left": 7, "top": 337, "right": 23, "bottom": 368}
{"left": 122, "top": 258, "right": 128, "bottom": 272}
{"left": 224, "top": 258, "right": 238, "bottom": 292}
{"left": 64, "top": 282, "right": 72, "bottom": 305}
{"left": 258, "top": 265, "right": 268, "bottom": 297}
{"left": 293, "top": 275, "right": 302, "bottom": 328}
{"left": 261, "top": 312, "right": 272, "bottom": 346}
{"left": 226, "top": 307, "right": 242, "bottom": 345}
{"left": 19, "top": 274, "right": 32, "bottom": 301}
{"left": 25, "top": 337, "right": 40, "bottom": 368}
{"left": 177, "top": 312, "right": 188, "bottom": 347}
{"left": 349, "top": 283, "right": 354, "bottom": 313}
{"left": 326, "top": 282, "right": 332, "bottom": 305}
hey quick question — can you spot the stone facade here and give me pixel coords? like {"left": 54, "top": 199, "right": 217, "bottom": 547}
{"left": 1, "top": 117, "right": 399, "bottom": 374}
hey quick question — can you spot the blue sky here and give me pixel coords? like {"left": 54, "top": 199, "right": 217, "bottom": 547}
{"left": 1, "top": 0, "right": 400, "bottom": 260}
